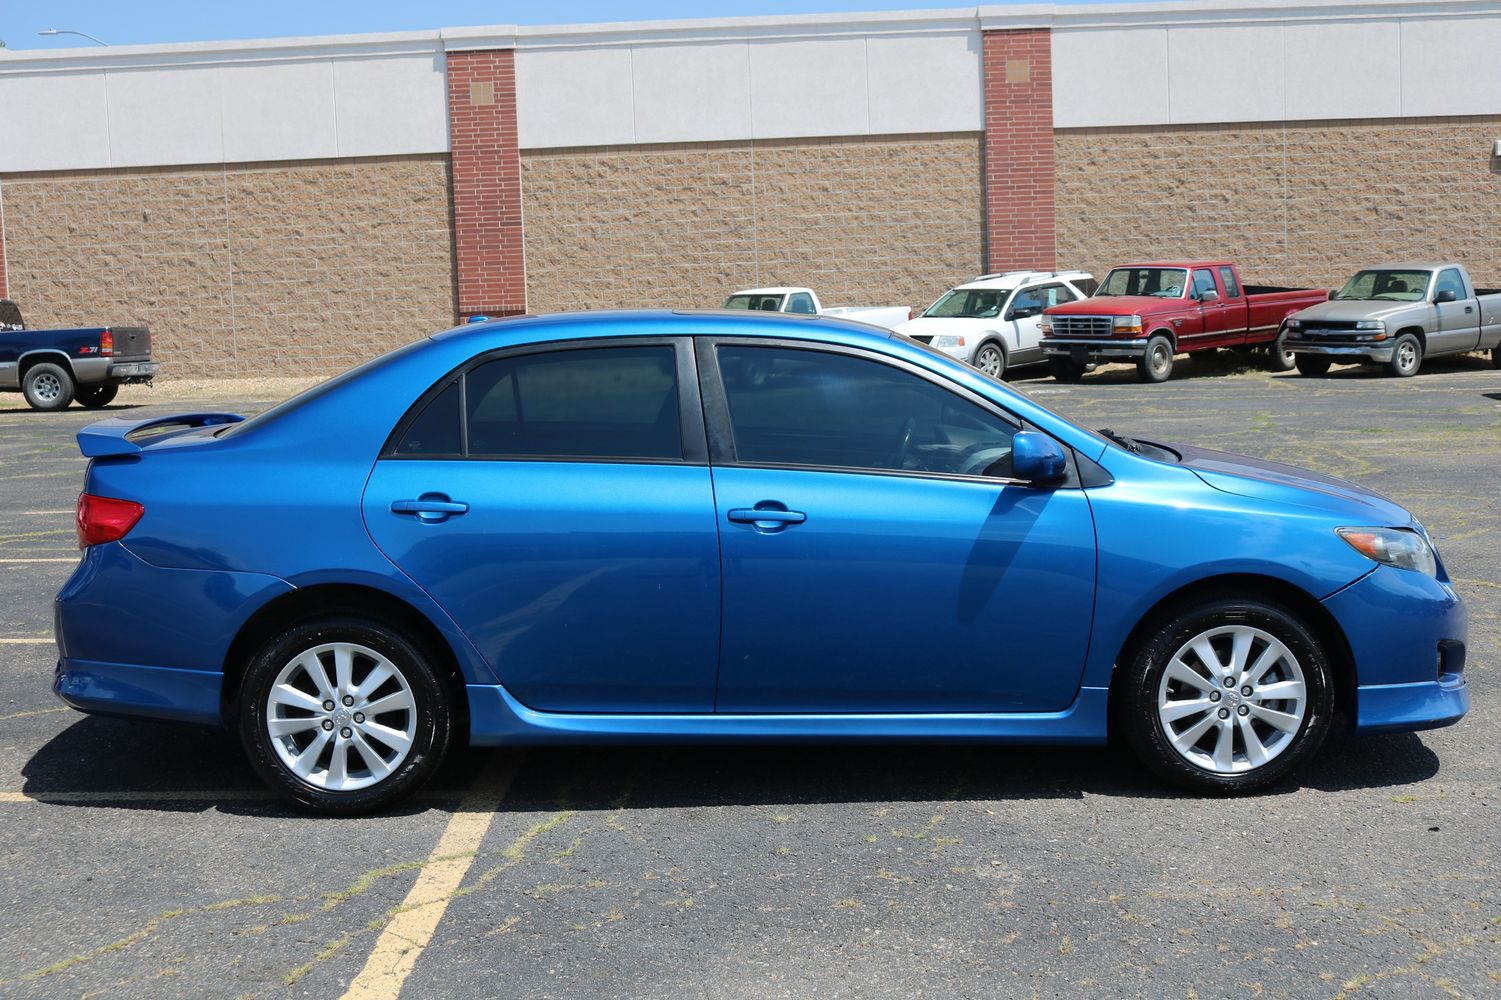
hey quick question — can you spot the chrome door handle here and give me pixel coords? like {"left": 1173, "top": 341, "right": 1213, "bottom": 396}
{"left": 391, "top": 495, "right": 469, "bottom": 523}
{"left": 728, "top": 508, "right": 805, "bottom": 524}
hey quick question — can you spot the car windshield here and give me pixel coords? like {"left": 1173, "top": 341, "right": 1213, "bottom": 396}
{"left": 723, "top": 294, "right": 786, "bottom": 311}
{"left": 922, "top": 288, "right": 1006, "bottom": 318}
{"left": 1332, "top": 270, "right": 1432, "bottom": 302}
{"left": 1097, "top": 268, "right": 1188, "bottom": 298}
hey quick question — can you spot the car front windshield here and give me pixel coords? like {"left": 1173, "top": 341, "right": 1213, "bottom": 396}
{"left": 1332, "top": 270, "right": 1432, "bottom": 302}
{"left": 922, "top": 288, "right": 1006, "bottom": 319}
{"left": 723, "top": 294, "right": 785, "bottom": 311}
{"left": 1097, "top": 268, "right": 1188, "bottom": 298}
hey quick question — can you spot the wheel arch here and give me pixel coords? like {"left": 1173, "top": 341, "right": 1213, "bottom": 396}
{"left": 220, "top": 582, "right": 470, "bottom": 741}
{"left": 1147, "top": 327, "right": 1177, "bottom": 349}
{"left": 18, "top": 350, "right": 76, "bottom": 379}
{"left": 1393, "top": 325, "right": 1426, "bottom": 351}
{"left": 1106, "top": 572, "right": 1357, "bottom": 729}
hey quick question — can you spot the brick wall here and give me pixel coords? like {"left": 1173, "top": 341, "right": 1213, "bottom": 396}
{"left": 1056, "top": 115, "right": 1501, "bottom": 290}
{"left": 982, "top": 29, "right": 1056, "bottom": 273}
{"left": 0, "top": 157, "right": 456, "bottom": 377}
{"left": 0, "top": 187, "right": 8, "bottom": 300}
{"left": 521, "top": 134, "right": 984, "bottom": 315}
{"left": 446, "top": 49, "right": 525, "bottom": 318}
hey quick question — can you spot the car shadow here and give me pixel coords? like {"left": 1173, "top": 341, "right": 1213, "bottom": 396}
{"left": 0, "top": 402, "right": 148, "bottom": 415}
{"left": 21, "top": 714, "right": 1440, "bottom": 815}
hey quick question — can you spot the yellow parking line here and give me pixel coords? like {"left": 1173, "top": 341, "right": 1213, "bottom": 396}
{"left": 0, "top": 558, "right": 76, "bottom": 563}
{"left": 0, "top": 789, "right": 278, "bottom": 804}
{"left": 341, "top": 754, "right": 520, "bottom": 1000}
{"left": 19, "top": 510, "right": 74, "bottom": 515}
{"left": 0, "top": 637, "right": 54, "bottom": 644}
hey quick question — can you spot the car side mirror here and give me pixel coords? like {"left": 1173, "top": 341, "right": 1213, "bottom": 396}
{"left": 1329, "top": 289, "right": 1339, "bottom": 300}
{"left": 1434, "top": 289, "right": 1458, "bottom": 304}
{"left": 1011, "top": 432, "right": 1067, "bottom": 485}
{"left": 1199, "top": 288, "right": 1219, "bottom": 303}
{"left": 1007, "top": 307, "right": 1036, "bottom": 320}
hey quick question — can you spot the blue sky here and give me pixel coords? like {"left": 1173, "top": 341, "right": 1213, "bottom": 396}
{"left": 5, "top": 1, "right": 1135, "bottom": 49}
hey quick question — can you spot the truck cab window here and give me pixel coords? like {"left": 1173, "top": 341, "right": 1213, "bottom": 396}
{"left": 1434, "top": 269, "right": 1465, "bottom": 301}
{"left": 786, "top": 293, "right": 817, "bottom": 315}
{"left": 1192, "top": 270, "right": 1218, "bottom": 300}
{"left": 1217, "top": 267, "right": 1242, "bottom": 299}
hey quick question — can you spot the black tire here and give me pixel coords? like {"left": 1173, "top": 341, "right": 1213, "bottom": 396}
{"left": 1136, "top": 334, "right": 1174, "bottom": 383}
{"left": 1387, "top": 333, "right": 1422, "bottom": 378}
{"left": 76, "top": 384, "right": 119, "bottom": 409}
{"left": 237, "top": 616, "right": 455, "bottom": 815}
{"left": 1118, "top": 596, "right": 1333, "bottom": 794}
{"left": 1048, "top": 357, "right": 1085, "bottom": 383}
{"left": 22, "top": 362, "right": 76, "bottom": 411}
{"left": 1492, "top": 346, "right": 1501, "bottom": 370}
{"left": 973, "top": 341, "right": 1006, "bottom": 379}
{"left": 1294, "top": 354, "right": 1331, "bottom": 377}
{"left": 1268, "top": 329, "right": 1297, "bottom": 372}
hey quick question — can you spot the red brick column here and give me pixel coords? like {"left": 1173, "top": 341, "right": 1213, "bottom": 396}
{"left": 446, "top": 49, "right": 525, "bottom": 319}
{"left": 981, "top": 29, "right": 1056, "bottom": 272}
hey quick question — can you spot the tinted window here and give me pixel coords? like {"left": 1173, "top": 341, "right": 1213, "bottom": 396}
{"left": 717, "top": 346, "right": 1021, "bottom": 478}
{"left": 1009, "top": 288, "right": 1045, "bottom": 317}
{"left": 786, "top": 292, "right": 817, "bottom": 315}
{"left": 465, "top": 346, "right": 681, "bottom": 460}
{"left": 1435, "top": 268, "right": 1465, "bottom": 300}
{"left": 723, "top": 294, "right": 784, "bottom": 311}
{"left": 1217, "top": 266, "right": 1242, "bottom": 299}
{"left": 1192, "top": 269, "right": 1218, "bottom": 299}
{"left": 394, "top": 381, "right": 462, "bottom": 456}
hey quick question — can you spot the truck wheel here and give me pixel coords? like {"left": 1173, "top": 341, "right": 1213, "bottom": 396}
{"left": 1137, "top": 335, "right": 1174, "bottom": 383}
{"left": 22, "top": 363, "right": 76, "bottom": 411}
{"left": 1268, "top": 329, "right": 1297, "bottom": 372}
{"left": 1294, "top": 355, "right": 1331, "bottom": 377}
{"left": 76, "top": 385, "right": 119, "bottom": 409}
{"left": 1048, "top": 358, "right": 1085, "bottom": 383}
{"left": 1492, "top": 346, "right": 1501, "bottom": 370}
{"left": 1387, "top": 334, "right": 1422, "bottom": 378}
{"left": 974, "top": 342, "right": 1006, "bottom": 379}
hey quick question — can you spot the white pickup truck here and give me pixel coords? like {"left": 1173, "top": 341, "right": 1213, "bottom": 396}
{"left": 722, "top": 287, "right": 912, "bottom": 330}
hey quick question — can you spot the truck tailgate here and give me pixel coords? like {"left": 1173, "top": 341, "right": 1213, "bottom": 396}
{"left": 111, "top": 326, "right": 151, "bottom": 360}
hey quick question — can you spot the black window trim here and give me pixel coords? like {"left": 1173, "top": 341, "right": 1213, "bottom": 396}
{"left": 693, "top": 336, "right": 1081, "bottom": 489}
{"left": 379, "top": 336, "right": 709, "bottom": 465}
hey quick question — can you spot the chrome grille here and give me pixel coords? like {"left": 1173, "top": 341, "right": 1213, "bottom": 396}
{"left": 1050, "top": 316, "right": 1113, "bottom": 337}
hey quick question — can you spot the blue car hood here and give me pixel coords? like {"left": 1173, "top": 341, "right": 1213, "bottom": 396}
{"left": 1173, "top": 443, "right": 1415, "bottom": 527}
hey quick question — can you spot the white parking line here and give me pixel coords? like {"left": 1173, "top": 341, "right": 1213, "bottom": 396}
{"left": 0, "top": 637, "right": 54, "bottom": 644}
{"left": 0, "top": 558, "right": 77, "bottom": 563}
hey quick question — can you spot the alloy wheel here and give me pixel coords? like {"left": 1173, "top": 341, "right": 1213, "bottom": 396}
{"left": 32, "top": 373, "right": 61, "bottom": 402}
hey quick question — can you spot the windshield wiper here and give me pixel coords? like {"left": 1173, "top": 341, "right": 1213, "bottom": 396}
{"left": 1098, "top": 428, "right": 1140, "bottom": 454}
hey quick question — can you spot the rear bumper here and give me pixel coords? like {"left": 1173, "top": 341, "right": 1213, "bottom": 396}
{"left": 1283, "top": 338, "right": 1394, "bottom": 363}
{"left": 54, "top": 659, "right": 222, "bottom": 725}
{"left": 1042, "top": 338, "right": 1149, "bottom": 359}
{"left": 106, "top": 360, "right": 159, "bottom": 383}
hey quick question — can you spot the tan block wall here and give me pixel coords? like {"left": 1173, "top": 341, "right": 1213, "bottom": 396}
{"left": 521, "top": 134, "right": 984, "bottom": 315}
{"left": 1056, "top": 116, "right": 1501, "bottom": 290}
{"left": 0, "top": 156, "right": 456, "bottom": 378}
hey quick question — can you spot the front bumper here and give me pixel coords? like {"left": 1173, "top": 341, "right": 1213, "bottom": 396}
{"left": 1321, "top": 565, "right": 1469, "bottom": 734}
{"left": 1042, "top": 337, "right": 1149, "bottom": 360}
{"left": 1283, "top": 338, "right": 1394, "bottom": 363}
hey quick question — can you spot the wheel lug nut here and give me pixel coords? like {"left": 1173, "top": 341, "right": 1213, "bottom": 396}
{"left": 1241, "top": 685, "right": 1253, "bottom": 696}
{"left": 1238, "top": 705, "right": 1250, "bottom": 716}
{"left": 1223, "top": 677, "right": 1236, "bottom": 687}
{"left": 1210, "top": 691, "right": 1222, "bottom": 702}
{"left": 341, "top": 727, "right": 353, "bottom": 739}
{"left": 322, "top": 700, "right": 336, "bottom": 711}
{"left": 353, "top": 712, "right": 365, "bottom": 724}
{"left": 1217, "top": 708, "right": 1230, "bottom": 720}
{"left": 322, "top": 720, "right": 334, "bottom": 731}
{"left": 343, "top": 695, "right": 354, "bottom": 707}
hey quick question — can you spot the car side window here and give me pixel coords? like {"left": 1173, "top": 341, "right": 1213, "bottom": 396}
{"left": 1434, "top": 269, "right": 1465, "bottom": 300}
{"left": 716, "top": 345, "right": 1022, "bottom": 478}
{"left": 1041, "top": 284, "right": 1077, "bottom": 307}
{"left": 1008, "top": 288, "right": 1045, "bottom": 318}
{"left": 393, "top": 345, "right": 682, "bottom": 461}
{"left": 1192, "top": 269, "right": 1218, "bottom": 300}
{"left": 1217, "top": 267, "right": 1242, "bottom": 299}
{"left": 786, "top": 292, "right": 817, "bottom": 315}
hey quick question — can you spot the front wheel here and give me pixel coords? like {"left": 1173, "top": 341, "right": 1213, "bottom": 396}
{"left": 76, "top": 385, "right": 119, "bottom": 409}
{"left": 22, "top": 363, "right": 76, "bottom": 411}
{"left": 237, "top": 617, "right": 455, "bottom": 814}
{"left": 973, "top": 342, "right": 1006, "bottom": 379}
{"left": 1119, "top": 597, "right": 1333, "bottom": 793}
{"left": 1268, "top": 329, "right": 1297, "bottom": 372}
{"left": 1387, "top": 333, "right": 1422, "bottom": 378}
{"left": 1136, "top": 335, "right": 1174, "bottom": 383}
{"left": 1294, "top": 354, "right": 1331, "bottom": 377}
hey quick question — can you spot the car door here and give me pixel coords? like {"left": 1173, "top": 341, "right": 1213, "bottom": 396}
{"left": 1190, "top": 269, "right": 1233, "bottom": 345}
{"left": 1004, "top": 285, "right": 1047, "bottom": 360}
{"left": 1431, "top": 268, "right": 1479, "bottom": 355}
{"left": 362, "top": 338, "right": 722, "bottom": 713}
{"left": 700, "top": 339, "right": 1098, "bottom": 714}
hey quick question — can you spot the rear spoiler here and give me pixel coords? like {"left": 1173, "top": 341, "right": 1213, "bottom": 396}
{"left": 77, "top": 412, "right": 244, "bottom": 458}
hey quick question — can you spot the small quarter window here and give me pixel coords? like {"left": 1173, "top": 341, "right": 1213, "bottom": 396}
{"left": 786, "top": 292, "right": 817, "bottom": 315}
{"left": 1217, "top": 267, "right": 1242, "bottom": 299}
{"left": 393, "top": 381, "right": 461, "bottom": 456}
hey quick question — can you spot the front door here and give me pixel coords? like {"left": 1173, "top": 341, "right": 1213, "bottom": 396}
{"left": 362, "top": 339, "right": 722, "bottom": 713}
{"left": 702, "top": 341, "right": 1098, "bottom": 714}
{"left": 1431, "top": 268, "right": 1479, "bottom": 354}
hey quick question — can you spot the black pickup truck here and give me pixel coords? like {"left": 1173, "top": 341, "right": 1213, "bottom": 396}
{"left": 0, "top": 299, "right": 158, "bottom": 411}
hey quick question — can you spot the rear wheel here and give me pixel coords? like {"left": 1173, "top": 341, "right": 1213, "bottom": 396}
{"left": 237, "top": 617, "right": 455, "bottom": 814}
{"left": 1119, "top": 596, "right": 1333, "bottom": 793}
{"left": 974, "top": 342, "right": 1006, "bottom": 379}
{"left": 1137, "top": 335, "right": 1174, "bottom": 383}
{"left": 1294, "top": 355, "right": 1331, "bottom": 377}
{"left": 22, "top": 363, "right": 75, "bottom": 411}
{"left": 76, "top": 385, "right": 119, "bottom": 409}
{"left": 1387, "top": 333, "right": 1422, "bottom": 378}
{"left": 1048, "top": 357, "right": 1085, "bottom": 383}
{"left": 1268, "top": 329, "right": 1297, "bottom": 372}
{"left": 1493, "top": 346, "right": 1501, "bottom": 369}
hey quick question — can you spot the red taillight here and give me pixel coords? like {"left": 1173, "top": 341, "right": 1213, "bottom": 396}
{"left": 100, "top": 330, "right": 114, "bottom": 357}
{"left": 76, "top": 493, "right": 144, "bottom": 548}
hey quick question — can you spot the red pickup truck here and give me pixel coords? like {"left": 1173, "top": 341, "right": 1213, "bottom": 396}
{"left": 1040, "top": 261, "right": 1329, "bottom": 383}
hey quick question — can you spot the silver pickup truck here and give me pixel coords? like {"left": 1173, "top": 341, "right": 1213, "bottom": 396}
{"left": 1282, "top": 262, "right": 1501, "bottom": 377}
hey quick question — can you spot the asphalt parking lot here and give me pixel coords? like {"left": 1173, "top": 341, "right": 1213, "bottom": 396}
{"left": 1, "top": 353, "right": 1497, "bottom": 999}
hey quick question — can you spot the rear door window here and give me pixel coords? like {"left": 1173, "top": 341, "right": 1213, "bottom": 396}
{"left": 785, "top": 292, "right": 817, "bottom": 315}
{"left": 1217, "top": 267, "right": 1242, "bottom": 299}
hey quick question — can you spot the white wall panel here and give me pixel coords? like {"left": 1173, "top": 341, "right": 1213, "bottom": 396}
{"left": 516, "top": 47, "right": 636, "bottom": 148}
{"left": 866, "top": 30, "right": 983, "bottom": 134}
{"left": 749, "top": 38, "right": 868, "bottom": 139}
{"left": 1284, "top": 20, "right": 1400, "bottom": 120}
{"left": 219, "top": 60, "right": 338, "bottom": 162}
{"left": 333, "top": 53, "right": 448, "bottom": 157}
{"left": 629, "top": 42, "right": 752, "bottom": 144}
{"left": 0, "top": 72, "right": 111, "bottom": 172}
{"left": 1052, "top": 27, "right": 1169, "bottom": 128}
{"left": 1400, "top": 16, "right": 1501, "bottom": 117}
{"left": 106, "top": 66, "right": 225, "bottom": 167}
{"left": 1168, "top": 24, "right": 1285, "bottom": 123}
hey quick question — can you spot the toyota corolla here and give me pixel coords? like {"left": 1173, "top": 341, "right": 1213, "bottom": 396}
{"left": 53, "top": 311, "right": 1468, "bottom": 812}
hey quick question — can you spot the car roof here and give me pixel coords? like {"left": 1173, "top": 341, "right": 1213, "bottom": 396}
{"left": 431, "top": 309, "right": 895, "bottom": 350}
{"left": 1358, "top": 262, "right": 1448, "bottom": 271}
{"left": 953, "top": 270, "right": 1091, "bottom": 292}
{"left": 1110, "top": 261, "right": 1232, "bottom": 270}
{"left": 729, "top": 287, "right": 807, "bottom": 296}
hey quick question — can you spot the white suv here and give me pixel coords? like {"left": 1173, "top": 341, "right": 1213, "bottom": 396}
{"left": 896, "top": 271, "right": 1097, "bottom": 378}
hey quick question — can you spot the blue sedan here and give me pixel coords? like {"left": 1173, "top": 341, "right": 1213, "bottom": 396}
{"left": 54, "top": 312, "right": 1468, "bottom": 812}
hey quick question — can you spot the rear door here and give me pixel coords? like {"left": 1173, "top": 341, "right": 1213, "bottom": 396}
{"left": 362, "top": 337, "right": 722, "bottom": 713}
{"left": 1431, "top": 267, "right": 1479, "bottom": 354}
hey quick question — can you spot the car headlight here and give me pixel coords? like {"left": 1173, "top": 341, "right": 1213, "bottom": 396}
{"left": 1337, "top": 527, "right": 1438, "bottom": 577}
{"left": 1355, "top": 320, "right": 1384, "bottom": 330}
{"left": 1040, "top": 318, "right": 1053, "bottom": 334}
{"left": 1284, "top": 318, "right": 1302, "bottom": 330}
{"left": 1112, "top": 315, "right": 1143, "bottom": 335}
{"left": 931, "top": 335, "right": 965, "bottom": 349}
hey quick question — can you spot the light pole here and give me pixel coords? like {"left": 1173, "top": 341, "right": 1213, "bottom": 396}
{"left": 38, "top": 28, "right": 110, "bottom": 46}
